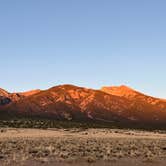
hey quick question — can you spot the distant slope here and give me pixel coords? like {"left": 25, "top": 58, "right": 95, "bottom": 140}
{"left": 0, "top": 88, "right": 40, "bottom": 106}
{"left": 3, "top": 85, "right": 131, "bottom": 123}
{"left": 0, "top": 88, "right": 23, "bottom": 105}
{"left": 101, "top": 85, "right": 166, "bottom": 111}
{"left": 0, "top": 88, "right": 9, "bottom": 97}
{"left": 0, "top": 84, "right": 165, "bottom": 126}
{"left": 20, "top": 89, "right": 41, "bottom": 97}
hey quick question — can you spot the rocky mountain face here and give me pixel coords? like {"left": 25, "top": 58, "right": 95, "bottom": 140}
{"left": 0, "top": 88, "right": 40, "bottom": 106}
{"left": 0, "top": 85, "right": 166, "bottom": 126}
{"left": 0, "top": 88, "right": 9, "bottom": 97}
{"left": 0, "top": 88, "right": 10, "bottom": 105}
{"left": 0, "top": 88, "right": 22, "bottom": 105}
{"left": 101, "top": 85, "right": 166, "bottom": 112}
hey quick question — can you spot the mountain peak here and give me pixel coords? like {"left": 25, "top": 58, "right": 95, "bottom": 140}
{"left": 0, "top": 84, "right": 166, "bottom": 125}
{"left": 117, "top": 85, "right": 135, "bottom": 91}
{"left": 101, "top": 85, "right": 139, "bottom": 98}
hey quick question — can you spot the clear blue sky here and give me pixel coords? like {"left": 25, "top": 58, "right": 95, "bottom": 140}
{"left": 0, "top": 0, "right": 166, "bottom": 98}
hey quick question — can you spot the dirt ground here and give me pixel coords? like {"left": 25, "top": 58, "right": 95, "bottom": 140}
{"left": 0, "top": 128, "right": 166, "bottom": 166}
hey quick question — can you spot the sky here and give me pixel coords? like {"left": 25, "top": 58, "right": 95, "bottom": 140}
{"left": 0, "top": 0, "right": 166, "bottom": 98}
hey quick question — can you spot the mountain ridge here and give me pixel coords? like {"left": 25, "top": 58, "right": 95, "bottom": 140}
{"left": 101, "top": 85, "right": 165, "bottom": 101}
{"left": 0, "top": 84, "right": 166, "bottom": 127}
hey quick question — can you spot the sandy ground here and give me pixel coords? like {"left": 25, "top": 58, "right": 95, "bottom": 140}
{"left": 0, "top": 128, "right": 166, "bottom": 165}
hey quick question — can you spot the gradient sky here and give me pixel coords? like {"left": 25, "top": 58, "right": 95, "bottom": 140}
{"left": 0, "top": 0, "right": 166, "bottom": 98}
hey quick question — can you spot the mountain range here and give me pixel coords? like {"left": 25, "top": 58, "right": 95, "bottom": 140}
{"left": 0, "top": 84, "right": 166, "bottom": 127}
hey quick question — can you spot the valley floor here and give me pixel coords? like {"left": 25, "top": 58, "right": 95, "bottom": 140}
{"left": 0, "top": 128, "right": 166, "bottom": 165}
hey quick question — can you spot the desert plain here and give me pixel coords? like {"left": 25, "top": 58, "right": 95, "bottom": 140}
{"left": 0, "top": 128, "right": 166, "bottom": 166}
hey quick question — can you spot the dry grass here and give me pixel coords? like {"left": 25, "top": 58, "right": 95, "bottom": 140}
{"left": 0, "top": 128, "right": 166, "bottom": 165}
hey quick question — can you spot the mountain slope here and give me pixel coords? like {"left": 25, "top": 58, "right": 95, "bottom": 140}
{"left": 101, "top": 85, "right": 166, "bottom": 111}
{"left": 20, "top": 89, "right": 41, "bottom": 97}
{"left": 0, "top": 88, "right": 40, "bottom": 106}
{"left": 0, "top": 88, "right": 23, "bottom": 105}
{"left": 0, "top": 84, "right": 166, "bottom": 126}
{"left": 0, "top": 88, "right": 10, "bottom": 105}
{"left": 0, "top": 88, "right": 9, "bottom": 97}
{"left": 3, "top": 85, "right": 132, "bottom": 122}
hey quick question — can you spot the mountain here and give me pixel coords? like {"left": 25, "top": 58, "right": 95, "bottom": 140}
{"left": 101, "top": 85, "right": 140, "bottom": 98}
{"left": 0, "top": 88, "right": 23, "bottom": 105}
{"left": 0, "top": 88, "right": 9, "bottom": 97}
{"left": 0, "top": 84, "right": 166, "bottom": 127}
{"left": 0, "top": 88, "right": 11, "bottom": 105}
{"left": 2, "top": 85, "right": 132, "bottom": 123}
{"left": 19, "top": 89, "right": 41, "bottom": 97}
{"left": 0, "top": 88, "right": 40, "bottom": 106}
{"left": 101, "top": 85, "right": 166, "bottom": 111}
